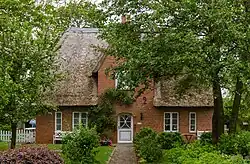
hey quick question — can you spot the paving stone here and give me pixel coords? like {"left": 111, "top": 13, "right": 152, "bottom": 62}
{"left": 109, "top": 144, "right": 137, "bottom": 164}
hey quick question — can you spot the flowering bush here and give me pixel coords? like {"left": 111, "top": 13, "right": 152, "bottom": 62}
{"left": 0, "top": 147, "right": 63, "bottom": 164}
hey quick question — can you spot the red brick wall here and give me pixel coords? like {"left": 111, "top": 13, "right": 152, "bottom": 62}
{"left": 36, "top": 106, "right": 89, "bottom": 144}
{"left": 98, "top": 56, "right": 213, "bottom": 143}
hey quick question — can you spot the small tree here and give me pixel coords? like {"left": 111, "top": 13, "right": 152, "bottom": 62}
{"left": 0, "top": 0, "right": 93, "bottom": 148}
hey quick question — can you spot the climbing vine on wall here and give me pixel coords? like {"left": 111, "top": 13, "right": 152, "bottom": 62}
{"left": 88, "top": 88, "right": 134, "bottom": 138}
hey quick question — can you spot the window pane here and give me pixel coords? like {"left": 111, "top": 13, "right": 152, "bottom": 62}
{"left": 172, "top": 113, "right": 178, "bottom": 119}
{"left": 55, "top": 113, "right": 62, "bottom": 131}
{"left": 165, "top": 125, "right": 170, "bottom": 131}
{"left": 191, "top": 125, "right": 195, "bottom": 131}
{"left": 74, "top": 118, "right": 79, "bottom": 124}
{"left": 172, "top": 124, "right": 178, "bottom": 131}
{"left": 74, "top": 113, "right": 79, "bottom": 119}
{"left": 81, "top": 113, "right": 87, "bottom": 118}
{"left": 191, "top": 120, "right": 195, "bottom": 125}
{"left": 165, "top": 119, "right": 170, "bottom": 125}
{"left": 56, "top": 113, "right": 61, "bottom": 118}
{"left": 172, "top": 119, "right": 177, "bottom": 124}
{"left": 165, "top": 113, "right": 170, "bottom": 119}
{"left": 191, "top": 113, "right": 195, "bottom": 119}
{"left": 56, "top": 125, "right": 61, "bottom": 131}
{"left": 125, "top": 115, "right": 131, "bottom": 121}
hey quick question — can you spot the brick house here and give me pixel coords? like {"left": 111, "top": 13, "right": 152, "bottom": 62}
{"left": 36, "top": 27, "right": 214, "bottom": 144}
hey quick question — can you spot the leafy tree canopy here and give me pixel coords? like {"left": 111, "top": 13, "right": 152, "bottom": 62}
{"left": 95, "top": 0, "right": 250, "bottom": 142}
{"left": 0, "top": 0, "right": 101, "bottom": 148}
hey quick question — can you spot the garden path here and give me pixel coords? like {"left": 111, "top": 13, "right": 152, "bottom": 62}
{"left": 109, "top": 144, "right": 137, "bottom": 164}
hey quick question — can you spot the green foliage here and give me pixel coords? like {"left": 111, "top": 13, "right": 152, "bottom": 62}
{"left": 138, "top": 136, "right": 163, "bottom": 163}
{"left": 200, "top": 132, "right": 213, "bottom": 145}
{"left": 89, "top": 88, "right": 133, "bottom": 136}
{"left": 163, "top": 141, "right": 246, "bottom": 164}
{"left": 134, "top": 128, "right": 162, "bottom": 163}
{"left": 96, "top": 0, "right": 250, "bottom": 143}
{"left": 133, "top": 127, "right": 157, "bottom": 146}
{"left": 156, "top": 132, "right": 184, "bottom": 150}
{"left": 218, "top": 131, "right": 250, "bottom": 157}
{"left": 62, "top": 126, "right": 100, "bottom": 164}
{"left": 0, "top": 124, "right": 10, "bottom": 131}
{"left": 0, "top": 0, "right": 101, "bottom": 148}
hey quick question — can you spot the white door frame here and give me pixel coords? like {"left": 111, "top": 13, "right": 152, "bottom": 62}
{"left": 117, "top": 114, "right": 133, "bottom": 143}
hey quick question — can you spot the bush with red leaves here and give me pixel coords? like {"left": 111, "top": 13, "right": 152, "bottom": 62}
{"left": 0, "top": 147, "right": 63, "bottom": 164}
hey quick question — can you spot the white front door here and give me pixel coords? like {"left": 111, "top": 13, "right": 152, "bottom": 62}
{"left": 118, "top": 114, "right": 133, "bottom": 143}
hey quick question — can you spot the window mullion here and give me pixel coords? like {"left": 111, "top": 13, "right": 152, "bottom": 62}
{"left": 170, "top": 113, "right": 172, "bottom": 132}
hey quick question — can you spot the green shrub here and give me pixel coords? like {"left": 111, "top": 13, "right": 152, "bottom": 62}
{"left": 62, "top": 126, "right": 100, "bottom": 164}
{"left": 134, "top": 128, "right": 162, "bottom": 163}
{"left": 218, "top": 134, "right": 238, "bottom": 155}
{"left": 156, "top": 132, "right": 184, "bottom": 149}
{"left": 138, "top": 135, "right": 163, "bottom": 163}
{"left": 200, "top": 132, "right": 212, "bottom": 145}
{"left": 218, "top": 131, "right": 250, "bottom": 157}
{"left": 134, "top": 127, "right": 157, "bottom": 146}
{"left": 185, "top": 153, "right": 246, "bottom": 164}
{"left": 163, "top": 142, "right": 246, "bottom": 164}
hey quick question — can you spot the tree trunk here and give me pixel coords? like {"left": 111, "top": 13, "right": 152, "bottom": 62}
{"left": 212, "top": 74, "right": 224, "bottom": 144}
{"left": 10, "top": 123, "right": 17, "bottom": 149}
{"left": 229, "top": 77, "right": 243, "bottom": 134}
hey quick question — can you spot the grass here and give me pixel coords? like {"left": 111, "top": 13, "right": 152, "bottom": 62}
{"left": 47, "top": 144, "right": 62, "bottom": 150}
{"left": 0, "top": 142, "right": 114, "bottom": 164}
{"left": 95, "top": 146, "right": 114, "bottom": 164}
{"left": 0, "top": 142, "right": 8, "bottom": 151}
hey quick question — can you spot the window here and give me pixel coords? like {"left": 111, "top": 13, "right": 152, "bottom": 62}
{"left": 164, "top": 112, "right": 179, "bottom": 132}
{"left": 72, "top": 112, "right": 88, "bottom": 129}
{"left": 55, "top": 112, "right": 62, "bottom": 131}
{"left": 189, "top": 112, "right": 196, "bottom": 132}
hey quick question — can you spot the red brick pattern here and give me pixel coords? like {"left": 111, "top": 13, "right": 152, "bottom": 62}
{"left": 36, "top": 107, "right": 89, "bottom": 144}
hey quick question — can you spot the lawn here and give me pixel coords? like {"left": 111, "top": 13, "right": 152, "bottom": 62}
{"left": 0, "top": 142, "right": 8, "bottom": 151}
{"left": 95, "top": 146, "right": 114, "bottom": 164}
{"left": 0, "top": 142, "right": 114, "bottom": 164}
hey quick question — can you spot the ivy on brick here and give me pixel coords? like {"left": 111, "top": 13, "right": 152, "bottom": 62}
{"left": 88, "top": 88, "right": 134, "bottom": 138}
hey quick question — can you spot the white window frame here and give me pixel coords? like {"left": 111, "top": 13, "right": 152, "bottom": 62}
{"left": 72, "top": 112, "right": 88, "bottom": 130}
{"left": 55, "top": 112, "right": 62, "bottom": 131}
{"left": 164, "top": 112, "right": 179, "bottom": 132}
{"left": 189, "top": 112, "right": 196, "bottom": 133}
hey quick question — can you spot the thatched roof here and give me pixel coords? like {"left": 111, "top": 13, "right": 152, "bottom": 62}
{"left": 53, "top": 27, "right": 106, "bottom": 106}
{"left": 51, "top": 27, "right": 212, "bottom": 107}
{"left": 154, "top": 77, "right": 213, "bottom": 107}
